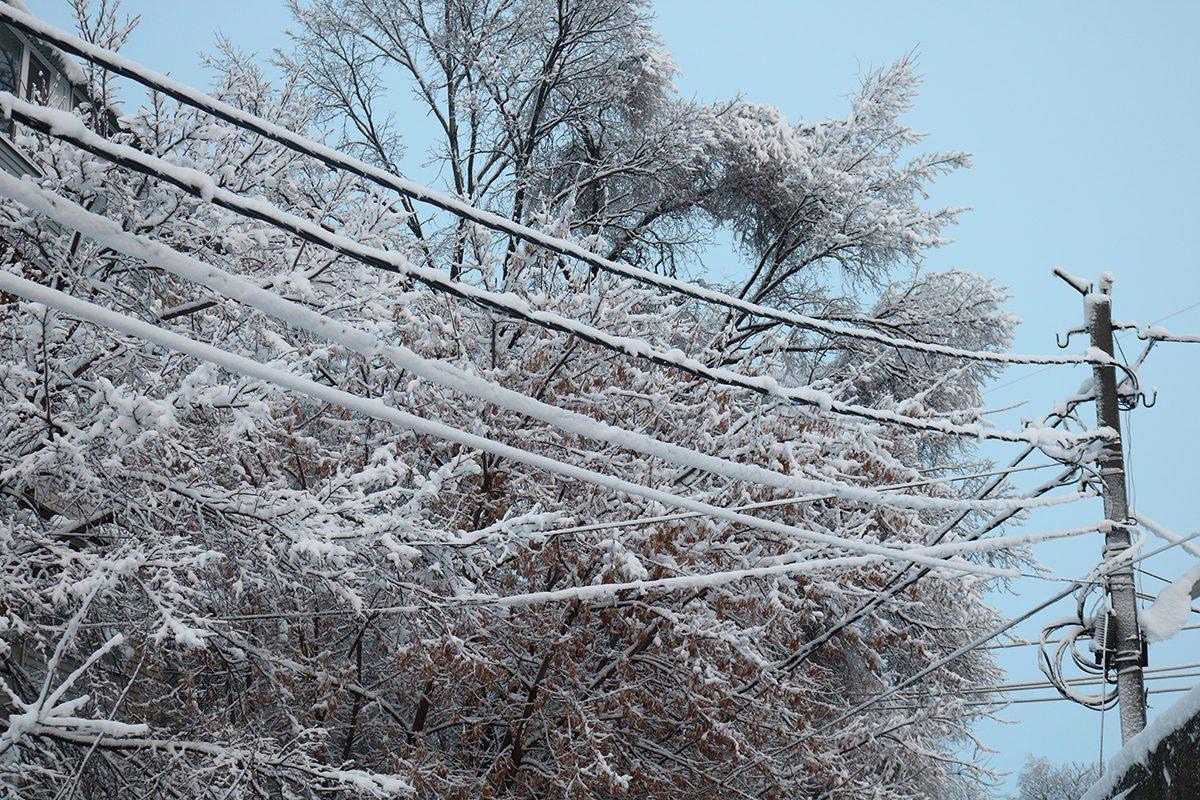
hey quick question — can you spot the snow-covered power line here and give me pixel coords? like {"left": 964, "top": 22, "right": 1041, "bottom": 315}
{"left": 436, "top": 462, "right": 1063, "bottom": 545}
{"left": 0, "top": 171, "right": 1094, "bottom": 516}
{"left": 89, "top": 524, "right": 1099, "bottom": 612}
{"left": 438, "top": 523, "right": 1100, "bottom": 607}
{"left": 0, "top": 272, "right": 1027, "bottom": 579}
{"left": 0, "top": 97, "right": 1111, "bottom": 450}
{"left": 1131, "top": 317, "right": 1200, "bottom": 344}
{"left": 1131, "top": 511, "right": 1200, "bottom": 560}
{"left": 0, "top": 3, "right": 1118, "bottom": 373}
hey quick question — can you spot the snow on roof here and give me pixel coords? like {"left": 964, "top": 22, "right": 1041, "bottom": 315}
{"left": 1082, "top": 682, "right": 1200, "bottom": 800}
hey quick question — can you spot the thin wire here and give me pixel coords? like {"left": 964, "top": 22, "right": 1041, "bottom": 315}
{"left": 987, "top": 363, "right": 1057, "bottom": 395}
{"left": 1139, "top": 567, "right": 1177, "bottom": 585}
{"left": 1147, "top": 298, "right": 1200, "bottom": 327}
{"left": 869, "top": 660, "right": 1200, "bottom": 698}
{"left": 986, "top": 295, "right": 1200, "bottom": 395}
{"left": 424, "top": 461, "right": 1064, "bottom": 546}
{"left": 875, "top": 662, "right": 1200, "bottom": 700}
{"left": 985, "top": 622, "right": 1200, "bottom": 650}
{"left": 878, "top": 684, "right": 1193, "bottom": 711}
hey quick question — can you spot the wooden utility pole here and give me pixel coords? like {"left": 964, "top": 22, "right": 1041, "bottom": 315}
{"left": 1075, "top": 271, "right": 1147, "bottom": 742}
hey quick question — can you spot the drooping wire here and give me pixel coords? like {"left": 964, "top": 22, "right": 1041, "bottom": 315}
{"left": 0, "top": 96, "right": 1107, "bottom": 449}
{"left": 0, "top": 3, "right": 1117, "bottom": 373}
{"left": 1037, "top": 582, "right": 1118, "bottom": 712}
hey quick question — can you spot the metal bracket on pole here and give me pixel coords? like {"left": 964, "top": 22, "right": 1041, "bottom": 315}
{"left": 1052, "top": 267, "right": 1094, "bottom": 296}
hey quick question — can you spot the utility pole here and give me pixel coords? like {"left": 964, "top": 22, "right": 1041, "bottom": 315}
{"left": 1058, "top": 269, "right": 1147, "bottom": 742}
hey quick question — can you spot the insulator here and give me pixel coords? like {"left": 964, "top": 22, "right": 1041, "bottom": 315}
{"left": 1092, "top": 610, "right": 1118, "bottom": 666}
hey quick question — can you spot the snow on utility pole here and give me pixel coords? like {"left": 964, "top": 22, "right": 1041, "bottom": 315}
{"left": 1057, "top": 268, "right": 1147, "bottom": 741}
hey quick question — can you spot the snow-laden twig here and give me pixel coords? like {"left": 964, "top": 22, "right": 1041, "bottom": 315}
{"left": 0, "top": 594, "right": 144, "bottom": 760}
{"left": 20, "top": 726, "right": 413, "bottom": 797}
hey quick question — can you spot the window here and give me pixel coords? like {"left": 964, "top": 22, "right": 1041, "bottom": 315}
{"left": 25, "top": 54, "right": 50, "bottom": 105}
{"left": 0, "top": 26, "right": 20, "bottom": 135}
{"left": 24, "top": 50, "right": 72, "bottom": 111}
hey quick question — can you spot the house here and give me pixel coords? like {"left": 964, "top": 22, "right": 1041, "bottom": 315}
{"left": 0, "top": 0, "right": 90, "bottom": 177}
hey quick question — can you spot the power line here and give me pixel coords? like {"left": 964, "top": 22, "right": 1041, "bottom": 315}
{"left": 878, "top": 661, "right": 1200, "bottom": 701}
{"left": 879, "top": 684, "right": 1194, "bottom": 711}
{"left": 0, "top": 168, "right": 1097, "bottom": 519}
{"left": 418, "top": 461, "right": 1065, "bottom": 546}
{"left": 0, "top": 4, "right": 1117, "bottom": 374}
{"left": 0, "top": 96, "right": 1109, "bottom": 450}
{"left": 0, "top": 272, "right": 1028, "bottom": 580}
{"left": 1145, "top": 298, "right": 1200, "bottom": 327}
{"left": 985, "top": 622, "right": 1200, "bottom": 650}
{"left": 986, "top": 295, "right": 1200, "bottom": 395}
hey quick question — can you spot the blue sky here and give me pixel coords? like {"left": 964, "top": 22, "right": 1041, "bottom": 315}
{"left": 26, "top": 0, "right": 1200, "bottom": 793}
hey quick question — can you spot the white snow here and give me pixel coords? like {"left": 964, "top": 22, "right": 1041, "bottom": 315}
{"left": 1139, "top": 561, "right": 1200, "bottom": 643}
{"left": 1082, "top": 682, "right": 1200, "bottom": 800}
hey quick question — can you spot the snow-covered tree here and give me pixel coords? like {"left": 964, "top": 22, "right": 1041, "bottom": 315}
{"left": 1014, "top": 755, "right": 1099, "bottom": 800}
{"left": 0, "top": 1, "right": 1027, "bottom": 798}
